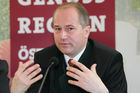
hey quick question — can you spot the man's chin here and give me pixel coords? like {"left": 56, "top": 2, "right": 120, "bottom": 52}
{"left": 61, "top": 50, "right": 71, "bottom": 55}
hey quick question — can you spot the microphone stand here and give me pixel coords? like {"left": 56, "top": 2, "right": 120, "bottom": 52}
{"left": 38, "top": 62, "right": 54, "bottom": 93}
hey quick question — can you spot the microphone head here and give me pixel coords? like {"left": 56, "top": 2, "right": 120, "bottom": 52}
{"left": 49, "top": 57, "right": 59, "bottom": 67}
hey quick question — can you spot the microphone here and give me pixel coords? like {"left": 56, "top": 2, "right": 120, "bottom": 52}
{"left": 38, "top": 57, "right": 59, "bottom": 93}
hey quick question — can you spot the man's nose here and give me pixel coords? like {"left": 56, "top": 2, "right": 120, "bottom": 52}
{"left": 60, "top": 30, "right": 67, "bottom": 39}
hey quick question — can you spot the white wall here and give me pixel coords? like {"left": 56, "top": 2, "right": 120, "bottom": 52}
{"left": 116, "top": 21, "right": 140, "bottom": 93}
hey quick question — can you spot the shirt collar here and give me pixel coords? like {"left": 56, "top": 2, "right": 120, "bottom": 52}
{"left": 64, "top": 46, "right": 86, "bottom": 66}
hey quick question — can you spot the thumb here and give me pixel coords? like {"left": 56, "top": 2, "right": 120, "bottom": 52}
{"left": 16, "top": 61, "right": 23, "bottom": 73}
{"left": 90, "top": 64, "right": 97, "bottom": 72}
{"left": 18, "top": 61, "right": 23, "bottom": 69}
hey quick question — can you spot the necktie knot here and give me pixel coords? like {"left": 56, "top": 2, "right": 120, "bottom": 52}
{"left": 68, "top": 59, "right": 73, "bottom": 67}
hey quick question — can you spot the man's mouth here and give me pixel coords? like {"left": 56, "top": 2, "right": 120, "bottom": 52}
{"left": 59, "top": 42, "right": 70, "bottom": 46}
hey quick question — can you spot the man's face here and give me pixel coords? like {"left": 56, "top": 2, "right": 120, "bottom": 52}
{"left": 53, "top": 8, "right": 90, "bottom": 58}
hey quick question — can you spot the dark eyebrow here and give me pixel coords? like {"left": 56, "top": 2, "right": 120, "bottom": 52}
{"left": 53, "top": 25, "right": 60, "bottom": 28}
{"left": 65, "top": 25, "right": 75, "bottom": 27}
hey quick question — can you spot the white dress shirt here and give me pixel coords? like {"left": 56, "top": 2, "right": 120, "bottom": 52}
{"left": 64, "top": 47, "right": 86, "bottom": 66}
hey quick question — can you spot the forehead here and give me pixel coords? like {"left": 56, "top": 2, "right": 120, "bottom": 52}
{"left": 53, "top": 7, "right": 80, "bottom": 26}
{"left": 54, "top": 7, "right": 79, "bottom": 17}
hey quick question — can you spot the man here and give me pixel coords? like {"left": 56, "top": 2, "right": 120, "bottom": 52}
{"left": 0, "top": 60, "right": 10, "bottom": 93}
{"left": 11, "top": 2, "right": 127, "bottom": 93}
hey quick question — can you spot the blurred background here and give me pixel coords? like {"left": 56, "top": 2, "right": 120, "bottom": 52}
{"left": 0, "top": 0, "right": 140, "bottom": 92}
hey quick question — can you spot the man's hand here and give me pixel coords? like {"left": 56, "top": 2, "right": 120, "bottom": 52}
{"left": 11, "top": 60, "right": 43, "bottom": 93}
{"left": 66, "top": 60, "right": 109, "bottom": 93}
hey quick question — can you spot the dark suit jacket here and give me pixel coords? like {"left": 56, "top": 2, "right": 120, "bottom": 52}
{"left": 27, "top": 38, "right": 127, "bottom": 93}
{"left": 0, "top": 60, "right": 10, "bottom": 93}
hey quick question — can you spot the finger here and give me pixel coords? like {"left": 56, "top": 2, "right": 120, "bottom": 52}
{"left": 15, "top": 62, "right": 25, "bottom": 75}
{"left": 18, "top": 60, "right": 34, "bottom": 73}
{"left": 23, "top": 64, "right": 40, "bottom": 76}
{"left": 27, "top": 68, "right": 42, "bottom": 80}
{"left": 66, "top": 66, "right": 84, "bottom": 76}
{"left": 66, "top": 71, "right": 80, "bottom": 80}
{"left": 90, "top": 64, "right": 97, "bottom": 72}
{"left": 70, "top": 60, "right": 89, "bottom": 72}
{"left": 29, "top": 74, "right": 43, "bottom": 85}
{"left": 15, "top": 62, "right": 23, "bottom": 73}
{"left": 68, "top": 80, "right": 80, "bottom": 87}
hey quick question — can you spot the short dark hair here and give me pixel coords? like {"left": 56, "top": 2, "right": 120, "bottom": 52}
{"left": 53, "top": 2, "right": 89, "bottom": 28}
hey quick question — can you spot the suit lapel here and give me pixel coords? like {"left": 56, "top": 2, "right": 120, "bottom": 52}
{"left": 79, "top": 40, "right": 96, "bottom": 69}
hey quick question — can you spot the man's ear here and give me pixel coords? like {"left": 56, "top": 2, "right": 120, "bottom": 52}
{"left": 84, "top": 26, "right": 90, "bottom": 38}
